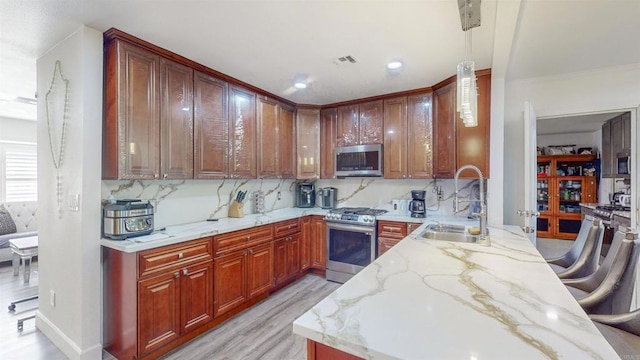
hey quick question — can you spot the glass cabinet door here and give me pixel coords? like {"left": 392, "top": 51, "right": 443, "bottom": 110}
{"left": 557, "top": 178, "right": 584, "bottom": 215}
{"left": 537, "top": 179, "right": 550, "bottom": 213}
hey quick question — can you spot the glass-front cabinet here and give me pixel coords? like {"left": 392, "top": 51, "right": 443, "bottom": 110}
{"left": 536, "top": 155, "right": 597, "bottom": 240}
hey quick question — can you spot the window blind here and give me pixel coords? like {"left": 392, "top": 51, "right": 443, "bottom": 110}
{"left": 4, "top": 148, "right": 38, "bottom": 202}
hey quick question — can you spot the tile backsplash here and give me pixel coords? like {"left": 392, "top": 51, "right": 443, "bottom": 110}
{"left": 102, "top": 178, "right": 479, "bottom": 228}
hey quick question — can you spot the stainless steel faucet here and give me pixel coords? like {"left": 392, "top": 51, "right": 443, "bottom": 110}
{"left": 454, "top": 164, "right": 488, "bottom": 241}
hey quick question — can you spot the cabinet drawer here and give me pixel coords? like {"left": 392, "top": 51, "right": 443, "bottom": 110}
{"left": 407, "top": 222, "right": 422, "bottom": 234}
{"left": 378, "top": 221, "right": 407, "bottom": 239}
{"left": 138, "top": 238, "right": 213, "bottom": 278}
{"left": 214, "top": 225, "right": 274, "bottom": 256}
{"left": 274, "top": 219, "right": 300, "bottom": 238}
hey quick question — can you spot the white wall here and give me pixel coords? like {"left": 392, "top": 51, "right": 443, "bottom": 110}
{"left": 36, "top": 26, "right": 103, "bottom": 359}
{"left": 537, "top": 130, "right": 599, "bottom": 150}
{"left": 503, "top": 63, "right": 640, "bottom": 226}
{"left": 0, "top": 116, "right": 37, "bottom": 143}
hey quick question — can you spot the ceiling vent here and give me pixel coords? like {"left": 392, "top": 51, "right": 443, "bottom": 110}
{"left": 333, "top": 55, "right": 359, "bottom": 66}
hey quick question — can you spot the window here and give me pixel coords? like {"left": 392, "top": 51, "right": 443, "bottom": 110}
{"left": 1, "top": 143, "right": 37, "bottom": 202}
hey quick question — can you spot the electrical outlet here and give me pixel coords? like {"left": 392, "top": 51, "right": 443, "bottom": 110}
{"left": 277, "top": 191, "right": 281, "bottom": 200}
{"left": 437, "top": 189, "right": 444, "bottom": 201}
{"left": 69, "top": 194, "right": 80, "bottom": 212}
{"left": 50, "top": 290, "right": 56, "bottom": 308}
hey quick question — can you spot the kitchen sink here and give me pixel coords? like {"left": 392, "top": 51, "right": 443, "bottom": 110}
{"left": 420, "top": 223, "right": 488, "bottom": 244}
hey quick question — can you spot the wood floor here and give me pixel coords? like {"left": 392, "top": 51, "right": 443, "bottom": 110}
{"left": 0, "top": 259, "right": 339, "bottom": 360}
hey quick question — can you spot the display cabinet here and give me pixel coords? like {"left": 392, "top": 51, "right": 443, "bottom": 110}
{"left": 536, "top": 154, "right": 597, "bottom": 240}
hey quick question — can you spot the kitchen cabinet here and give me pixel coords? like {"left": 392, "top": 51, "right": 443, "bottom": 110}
{"left": 336, "top": 101, "right": 383, "bottom": 146}
{"left": 103, "top": 238, "right": 214, "bottom": 359}
{"left": 296, "top": 108, "right": 321, "bottom": 179}
{"left": 247, "top": 242, "right": 275, "bottom": 299}
{"left": 229, "top": 85, "right": 257, "bottom": 179}
{"left": 214, "top": 250, "right": 247, "bottom": 317}
{"left": 377, "top": 220, "right": 407, "bottom": 257}
{"left": 320, "top": 108, "right": 338, "bottom": 179}
{"left": 383, "top": 96, "right": 408, "bottom": 179}
{"left": 194, "top": 71, "right": 228, "bottom": 179}
{"left": 536, "top": 155, "right": 597, "bottom": 240}
{"left": 104, "top": 40, "right": 195, "bottom": 180}
{"left": 310, "top": 215, "right": 327, "bottom": 270}
{"left": 433, "top": 82, "right": 457, "bottom": 178}
{"left": 602, "top": 112, "right": 631, "bottom": 178}
{"left": 274, "top": 234, "right": 301, "bottom": 286}
{"left": 457, "top": 72, "right": 491, "bottom": 179}
{"left": 257, "top": 95, "right": 296, "bottom": 179}
{"left": 300, "top": 216, "right": 312, "bottom": 271}
{"left": 407, "top": 92, "right": 434, "bottom": 179}
{"left": 602, "top": 121, "right": 613, "bottom": 177}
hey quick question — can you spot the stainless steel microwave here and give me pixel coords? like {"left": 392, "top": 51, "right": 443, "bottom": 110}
{"left": 617, "top": 150, "right": 630, "bottom": 176}
{"left": 335, "top": 144, "right": 383, "bottom": 177}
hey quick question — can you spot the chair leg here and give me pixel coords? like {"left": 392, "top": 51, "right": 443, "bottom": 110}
{"left": 17, "top": 314, "right": 36, "bottom": 331}
{"left": 8, "top": 295, "right": 38, "bottom": 312}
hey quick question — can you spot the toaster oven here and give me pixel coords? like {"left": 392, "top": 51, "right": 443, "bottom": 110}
{"left": 103, "top": 199, "right": 154, "bottom": 240}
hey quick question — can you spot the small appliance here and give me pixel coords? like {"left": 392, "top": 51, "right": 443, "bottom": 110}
{"left": 103, "top": 199, "right": 154, "bottom": 240}
{"left": 617, "top": 150, "right": 630, "bottom": 177}
{"left": 408, "top": 190, "right": 426, "bottom": 218}
{"left": 335, "top": 144, "right": 383, "bottom": 177}
{"left": 618, "top": 195, "right": 632, "bottom": 207}
{"left": 295, "top": 182, "right": 316, "bottom": 208}
{"left": 318, "top": 187, "right": 337, "bottom": 209}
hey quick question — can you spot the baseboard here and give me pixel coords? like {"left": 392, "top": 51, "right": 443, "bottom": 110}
{"left": 36, "top": 311, "right": 103, "bottom": 360}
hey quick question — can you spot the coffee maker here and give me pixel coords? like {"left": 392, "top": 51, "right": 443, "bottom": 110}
{"left": 318, "top": 187, "right": 337, "bottom": 209}
{"left": 409, "top": 190, "right": 426, "bottom": 218}
{"left": 296, "top": 182, "right": 315, "bottom": 208}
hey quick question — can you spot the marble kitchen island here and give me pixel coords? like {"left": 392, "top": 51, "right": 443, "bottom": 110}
{"left": 293, "top": 223, "right": 619, "bottom": 359}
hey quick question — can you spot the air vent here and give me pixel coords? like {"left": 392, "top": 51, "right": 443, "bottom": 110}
{"left": 333, "top": 55, "right": 359, "bottom": 65}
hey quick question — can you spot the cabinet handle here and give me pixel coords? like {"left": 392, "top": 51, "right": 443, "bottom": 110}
{"left": 178, "top": 252, "right": 184, "bottom": 259}
{"left": 408, "top": 175, "right": 412, "bottom": 178}
{"left": 243, "top": 251, "right": 247, "bottom": 256}
{"left": 182, "top": 268, "right": 188, "bottom": 276}
{"left": 163, "top": 174, "right": 168, "bottom": 179}
{"left": 249, "top": 249, "right": 254, "bottom": 254}
{"left": 246, "top": 235, "right": 251, "bottom": 241}
{"left": 174, "top": 272, "right": 180, "bottom": 278}
{"left": 288, "top": 225, "right": 291, "bottom": 229}
{"left": 154, "top": 174, "right": 159, "bottom": 179}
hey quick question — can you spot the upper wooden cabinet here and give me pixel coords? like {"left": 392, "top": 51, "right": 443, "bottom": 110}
{"left": 194, "top": 71, "right": 228, "bottom": 179}
{"left": 320, "top": 108, "right": 338, "bottom": 179}
{"left": 104, "top": 40, "right": 161, "bottom": 179}
{"left": 383, "top": 97, "right": 408, "bottom": 179}
{"left": 407, "top": 92, "right": 434, "bottom": 179}
{"left": 433, "top": 83, "right": 457, "bottom": 179}
{"left": 336, "top": 100, "right": 383, "bottom": 146}
{"left": 229, "top": 85, "right": 257, "bottom": 179}
{"left": 457, "top": 72, "right": 491, "bottom": 179}
{"left": 296, "top": 108, "right": 321, "bottom": 180}
{"left": 257, "top": 95, "right": 296, "bottom": 179}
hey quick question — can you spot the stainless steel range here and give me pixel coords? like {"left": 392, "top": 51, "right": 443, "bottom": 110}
{"left": 325, "top": 207, "right": 387, "bottom": 283}
{"left": 593, "top": 204, "right": 631, "bottom": 256}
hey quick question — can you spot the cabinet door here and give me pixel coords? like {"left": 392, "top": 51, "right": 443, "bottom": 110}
{"left": 622, "top": 112, "right": 631, "bottom": 150}
{"left": 257, "top": 96, "right": 279, "bottom": 178}
{"left": 612, "top": 116, "right": 624, "bottom": 156}
{"left": 601, "top": 122, "right": 612, "bottom": 177}
{"left": 407, "top": 222, "right": 422, "bottom": 234}
{"left": 116, "top": 41, "right": 161, "bottom": 179}
{"left": 536, "top": 216, "right": 553, "bottom": 238}
{"left": 138, "top": 271, "right": 180, "bottom": 356}
{"left": 286, "top": 234, "right": 301, "bottom": 279}
{"left": 273, "top": 238, "right": 287, "bottom": 285}
{"left": 213, "top": 251, "right": 247, "bottom": 317}
{"left": 383, "top": 97, "right": 407, "bottom": 179}
{"left": 297, "top": 108, "right": 320, "bottom": 180}
{"left": 433, "top": 83, "right": 456, "bottom": 178}
{"left": 247, "top": 242, "right": 274, "bottom": 299}
{"left": 336, "top": 105, "right": 359, "bottom": 146}
{"left": 378, "top": 237, "right": 400, "bottom": 257}
{"left": 359, "top": 100, "right": 384, "bottom": 145}
{"left": 407, "top": 93, "right": 433, "bottom": 179}
{"left": 160, "top": 58, "right": 193, "bottom": 179}
{"left": 320, "top": 108, "right": 338, "bottom": 179}
{"left": 180, "top": 261, "right": 213, "bottom": 334}
{"left": 300, "top": 217, "right": 312, "bottom": 271}
{"left": 229, "top": 85, "right": 257, "bottom": 178}
{"left": 457, "top": 72, "right": 490, "bottom": 178}
{"left": 194, "top": 71, "right": 228, "bottom": 179}
{"left": 278, "top": 103, "right": 296, "bottom": 178}
{"left": 311, "top": 216, "right": 326, "bottom": 270}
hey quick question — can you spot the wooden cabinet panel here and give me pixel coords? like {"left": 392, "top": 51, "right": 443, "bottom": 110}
{"left": 273, "top": 238, "right": 287, "bottom": 285}
{"left": 311, "top": 216, "right": 326, "bottom": 270}
{"left": 457, "top": 72, "right": 490, "bottom": 178}
{"left": 378, "top": 221, "right": 407, "bottom": 239}
{"left": 194, "top": 71, "right": 228, "bottom": 179}
{"left": 180, "top": 261, "right": 213, "bottom": 334}
{"left": 257, "top": 96, "right": 279, "bottom": 178}
{"left": 229, "top": 85, "right": 257, "bottom": 179}
{"left": 286, "top": 233, "right": 301, "bottom": 278}
{"left": 337, "top": 105, "right": 359, "bottom": 146}
{"left": 214, "top": 250, "right": 247, "bottom": 317}
{"left": 278, "top": 103, "right": 296, "bottom": 178}
{"left": 138, "top": 271, "right": 180, "bottom": 356}
{"left": 214, "top": 224, "right": 273, "bottom": 256}
{"left": 104, "top": 40, "right": 160, "bottom": 179}
{"left": 378, "top": 238, "right": 400, "bottom": 257}
{"left": 297, "top": 108, "right": 321, "bottom": 179}
{"left": 602, "top": 121, "right": 613, "bottom": 177}
{"left": 274, "top": 233, "right": 301, "bottom": 286}
{"left": 300, "top": 217, "right": 312, "bottom": 271}
{"left": 320, "top": 108, "right": 338, "bottom": 179}
{"left": 407, "top": 222, "right": 422, "bottom": 233}
{"left": 274, "top": 218, "right": 301, "bottom": 238}
{"left": 358, "top": 100, "right": 384, "bottom": 145}
{"left": 433, "top": 83, "right": 456, "bottom": 178}
{"left": 247, "top": 242, "right": 274, "bottom": 299}
{"left": 407, "top": 93, "right": 434, "bottom": 179}
{"left": 138, "top": 238, "right": 213, "bottom": 279}
{"left": 383, "top": 97, "right": 407, "bottom": 179}
{"left": 160, "top": 58, "right": 193, "bottom": 179}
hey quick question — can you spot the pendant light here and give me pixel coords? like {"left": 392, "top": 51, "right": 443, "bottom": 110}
{"left": 456, "top": 0, "right": 481, "bottom": 127}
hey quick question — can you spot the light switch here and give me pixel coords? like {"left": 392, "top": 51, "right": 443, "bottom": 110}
{"left": 69, "top": 194, "right": 80, "bottom": 212}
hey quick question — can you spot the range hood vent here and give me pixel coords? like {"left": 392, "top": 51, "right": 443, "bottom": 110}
{"left": 333, "top": 55, "right": 359, "bottom": 65}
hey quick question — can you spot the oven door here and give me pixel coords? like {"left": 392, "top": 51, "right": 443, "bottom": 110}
{"left": 326, "top": 222, "right": 376, "bottom": 275}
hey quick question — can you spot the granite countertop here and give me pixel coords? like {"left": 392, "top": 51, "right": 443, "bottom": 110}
{"left": 293, "top": 221, "right": 618, "bottom": 359}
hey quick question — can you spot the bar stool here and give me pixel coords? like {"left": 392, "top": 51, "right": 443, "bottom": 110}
{"left": 546, "top": 216, "right": 604, "bottom": 278}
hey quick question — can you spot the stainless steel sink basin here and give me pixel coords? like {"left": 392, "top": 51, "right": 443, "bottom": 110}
{"left": 420, "top": 223, "right": 488, "bottom": 244}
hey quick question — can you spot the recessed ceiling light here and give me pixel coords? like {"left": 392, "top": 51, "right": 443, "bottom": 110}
{"left": 387, "top": 61, "right": 403, "bottom": 70}
{"left": 294, "top": 82, "right": 307, "bottom": 89}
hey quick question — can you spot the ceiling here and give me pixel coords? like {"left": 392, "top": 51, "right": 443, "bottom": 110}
{"left": 537, "top": 112, "right": 624, "bottom": 136}
{"left": 0, "top": 0, "right": 639, "bottom": 126}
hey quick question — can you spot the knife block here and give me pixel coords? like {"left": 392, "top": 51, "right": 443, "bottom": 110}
{"left": 228, "top": 201, "right": 244, "bottom": 218}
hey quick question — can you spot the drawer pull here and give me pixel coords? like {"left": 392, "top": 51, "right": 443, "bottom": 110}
{"left": 249, "top": 249, "right": 254, "bottom": 254}
{"left": 246, "top": 235, "right": 251, "bottom": 241}
{"left": 178, "top": 252, "right": 184, "bottom": 259}
{"left": 288, "top": 225, "right": 291, "bottom": 229}
{"left": 243, "top": 251, "right": 247, "bottom": 256}
{"left": 174, "top": 272, "right": 180, "bottom": 278}
{"left": 182, "top": 268, "right": 188, "bottom": 276}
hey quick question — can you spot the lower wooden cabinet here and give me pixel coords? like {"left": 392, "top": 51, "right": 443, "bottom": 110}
{"left": 274, "top": 233, "right": 301, "bottom": 286}
{"left": 138, "top": 270, "right": 181, "bottom": 356}
{"left": 247, "top": 242, "right": 274, "bottom": 299}
{"left": 300, "top": 217, "right": 312, "bottom": 271}
{"left": 180, "top": 261, "right": 214, "bottom": 334}
{"left": 377, "top": 220, "right": 422, "bottom": 257}
{"left": 310, "top": 216, "right": 327, "bottom": 270}
{"left": 214, "top": 250, "right": 248, "bottom": 317}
